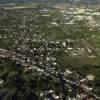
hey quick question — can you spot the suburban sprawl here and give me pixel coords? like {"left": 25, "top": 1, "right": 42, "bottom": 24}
{"left": 0, "top": 2, "right": 100, "bottom": 100}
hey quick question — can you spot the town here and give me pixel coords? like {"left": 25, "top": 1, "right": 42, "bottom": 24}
{"left": 0, "top": 1, "right": 100, "bottom": 100}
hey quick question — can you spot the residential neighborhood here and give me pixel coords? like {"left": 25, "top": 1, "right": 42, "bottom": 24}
{"left": 0, "top": 0, "right": 100, "bottom": 100}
